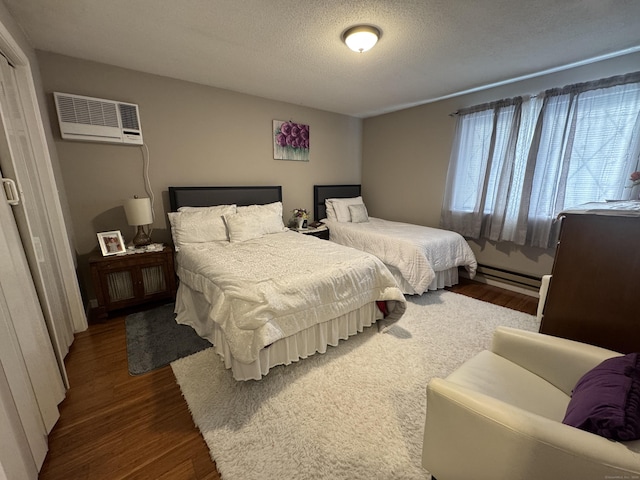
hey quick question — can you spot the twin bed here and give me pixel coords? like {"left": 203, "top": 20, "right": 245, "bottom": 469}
{"left": 168, "top": 186, "right": 406, "bottom": 381}
{"left": 314, "top": 185, "right": 477, "bottom": 295}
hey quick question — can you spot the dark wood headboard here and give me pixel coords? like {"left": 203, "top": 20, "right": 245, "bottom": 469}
{"left": 313, "top": 184, "right": 361, "bottom": 220}
{"left": 169, "top": 186, "right": 282, "bottom": 211}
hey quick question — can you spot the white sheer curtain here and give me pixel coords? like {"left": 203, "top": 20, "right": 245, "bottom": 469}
{"left": 441, "top": 72, "right": 640, "bottom": 248}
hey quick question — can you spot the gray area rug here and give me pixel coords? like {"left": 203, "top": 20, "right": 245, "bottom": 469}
{"left": 171, "top": 290, "right": 540, "bottom": 480}
{"left": 125, "top": 303, "right": 212, "bottom": 375}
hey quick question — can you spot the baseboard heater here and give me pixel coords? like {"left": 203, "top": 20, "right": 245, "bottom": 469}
{"left": 473, "top": 264, "right": 542, "bottom": 290}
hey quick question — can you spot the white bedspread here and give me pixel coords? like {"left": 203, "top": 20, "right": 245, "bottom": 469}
{"left": 175, "top": 231, "right": 406, "bottom": 364}
{"left": 324, "top": 218, "right": 477, "bottom": 295}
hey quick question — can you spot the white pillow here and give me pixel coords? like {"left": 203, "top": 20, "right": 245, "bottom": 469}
{"left": 178, "top": 204, "right": 236, "bottom": 212}
{"left": 236, "top": 201, "right": 281, "bottom": 216}
{"left": 328, "top": 196, "right": 365, "bottom": 222}
{"left": 349, "top": 203, "right": 369, "bottom": 223}
{"left": 237, "top": 202, "right": 286, "bottom": 232}
{"left": 167, "top": 204, "right": 236, "bottom": 250}
{"left": 225, "top": 202, "right": 286, "bottom": 242}
{"left": 324, "top": 200, "right": 337, "bottom": 221}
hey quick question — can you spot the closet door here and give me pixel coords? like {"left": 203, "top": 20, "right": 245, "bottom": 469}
{"left": 0, "top": 294, "right": 45, "bottom": 479}
{"left": 0, "top": 168, "right": 57, "bottom": 475}
{"left": 0, "top": 55, "right": 75, "bottom": 389}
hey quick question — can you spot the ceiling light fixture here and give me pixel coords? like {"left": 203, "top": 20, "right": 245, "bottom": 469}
{"left": 342, "top": 25, "right": 381, "bottom": 53}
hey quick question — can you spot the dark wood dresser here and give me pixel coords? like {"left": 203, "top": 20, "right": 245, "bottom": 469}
{"left": 540, "top": 202, "right": 640, "bottom": 353}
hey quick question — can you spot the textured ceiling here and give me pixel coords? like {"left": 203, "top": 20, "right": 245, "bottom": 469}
{"left": 5, "top": 0, "right": 640, "bottom": 118}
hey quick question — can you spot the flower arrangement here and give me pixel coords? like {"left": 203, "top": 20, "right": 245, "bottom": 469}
{"left": 293, "top": 208, "right": 309, "bottom": 219}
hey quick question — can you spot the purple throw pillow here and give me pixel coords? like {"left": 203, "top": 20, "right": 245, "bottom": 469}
{"left": 563, "top": 353, "right": 640, "bottom": 441}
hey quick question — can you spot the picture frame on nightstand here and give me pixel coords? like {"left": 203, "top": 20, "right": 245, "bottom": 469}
{"left": 97, "top": 230, "right": 126, "bottom": 256}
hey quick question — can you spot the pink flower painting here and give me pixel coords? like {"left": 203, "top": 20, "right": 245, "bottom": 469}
{"left": 273, "top": 120, "right": 310, "bottom": 161}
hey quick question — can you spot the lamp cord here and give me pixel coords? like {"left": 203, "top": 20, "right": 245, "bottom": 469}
{"left": 141, "top": 143, "right": 155, "bottom": 237}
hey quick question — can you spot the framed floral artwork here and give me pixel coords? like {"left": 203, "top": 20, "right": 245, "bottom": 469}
{"left": 97, "top": 230, "right": 126, "bottom": 256}
{"left": 273, "top": 120, "right": 309, "bottom": 161}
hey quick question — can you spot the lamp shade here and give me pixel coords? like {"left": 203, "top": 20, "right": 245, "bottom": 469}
{"left": 124, "top": 197, "right": 153, "bottom": 226}
{"left": 343, "top": 25, "right": 380, "bottom": 53}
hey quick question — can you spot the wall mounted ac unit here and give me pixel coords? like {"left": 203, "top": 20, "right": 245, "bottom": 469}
{"left": 53, "top": 92, "right": 143, "bottom": 145}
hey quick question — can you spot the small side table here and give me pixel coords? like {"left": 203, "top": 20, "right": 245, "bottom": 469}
{"left": 89, "top": 245, "right": 177, "bottom": 320}
{"left": 292, "top": 225, "right": 330, "bottom": 240}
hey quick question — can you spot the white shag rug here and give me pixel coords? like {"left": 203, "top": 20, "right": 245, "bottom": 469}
{"left": 171, "top": 290, "right": 539, "bottom": 480}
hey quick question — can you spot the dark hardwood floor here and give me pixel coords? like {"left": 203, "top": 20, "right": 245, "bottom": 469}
{"left": 39, "top": 278, "right": 537, "bottom": 480}
{"left": 446, "top": 276, "right": 538, "bottom": 315}
{"left": 38, "top": 316, "right": 221, "bottom": 480}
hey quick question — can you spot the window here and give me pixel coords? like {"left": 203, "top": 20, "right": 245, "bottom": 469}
{"left": 441, "top": 72, "right": 640, "bottom": 248}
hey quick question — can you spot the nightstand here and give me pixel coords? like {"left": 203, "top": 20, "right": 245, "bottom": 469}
{"left": 89, "top": 245, "right": 177, "bottom": 320}
{"left": 293, "top": 225, "right": 330, "bottom": 240}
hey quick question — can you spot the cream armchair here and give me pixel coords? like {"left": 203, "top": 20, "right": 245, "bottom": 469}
{"left": 422, "top": 326, "right": 640, "bottom": 480}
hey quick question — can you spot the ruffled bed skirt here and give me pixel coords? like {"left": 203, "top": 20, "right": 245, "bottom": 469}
{"left": 174, "top": 284, "right": 385, "bottom": 381}
{"left": 386, "top": 265, "right": 459, "bottom": 295}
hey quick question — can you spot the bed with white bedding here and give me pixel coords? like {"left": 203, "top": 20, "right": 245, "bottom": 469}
{"left": 168, "top": 186, "right": 406, "bottom": 380}
{"left": 314, "top": 184, "right": 477, "bottom": 295}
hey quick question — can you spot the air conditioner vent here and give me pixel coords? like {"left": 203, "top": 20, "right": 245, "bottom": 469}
{"left": 118, "top": 103, "right": 140, "bottom": 130}
{"left": 54, "top": 92, "right": 143, "bottom": 145}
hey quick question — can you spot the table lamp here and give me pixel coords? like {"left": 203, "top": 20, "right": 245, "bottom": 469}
{"left": 124, "top": 196, "right": 153, "bottom": 247}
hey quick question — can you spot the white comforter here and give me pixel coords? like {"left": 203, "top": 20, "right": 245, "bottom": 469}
{"left": 175, "top": 231, "right": 406, "bottom": 364}
{"left": 324, "top": 218, "right": 477, "bottom": 295}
